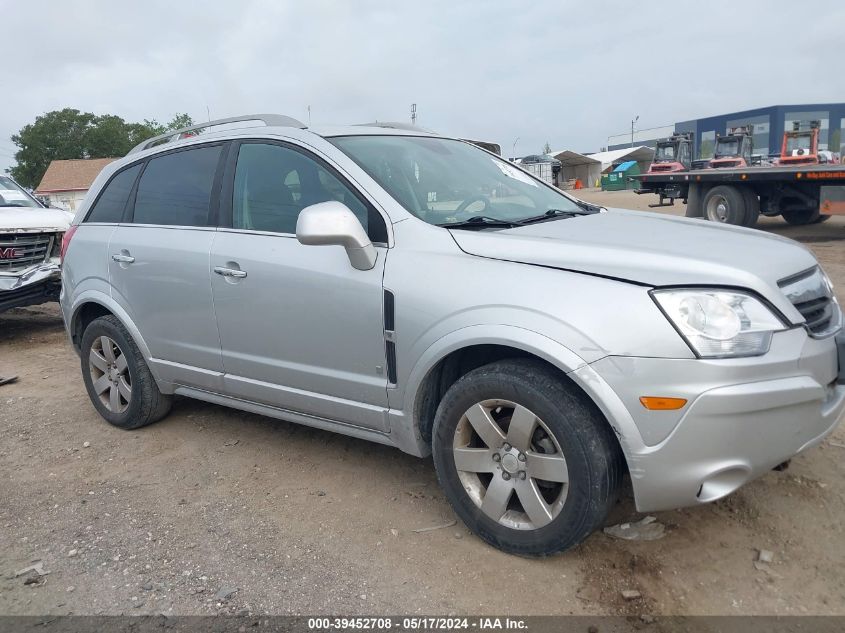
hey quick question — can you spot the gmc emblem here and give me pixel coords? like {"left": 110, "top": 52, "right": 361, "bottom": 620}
{"left": 0, "top": 247, "right": 24, "bottom": 259}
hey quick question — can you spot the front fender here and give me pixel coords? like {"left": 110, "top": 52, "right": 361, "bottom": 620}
{"left": 389, "top": 324, "right": 591, "bottom": 457}
{"left": 391, "top": 323, "right": 646, "bottom": 475}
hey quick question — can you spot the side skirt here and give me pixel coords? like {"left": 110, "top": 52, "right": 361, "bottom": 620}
{"left": 173, "top": 386, "right": 397, "bottom": 448}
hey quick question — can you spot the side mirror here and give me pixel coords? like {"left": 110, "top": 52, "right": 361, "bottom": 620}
{"left": 296, "top": 201, "right": 378, "bottom": 271}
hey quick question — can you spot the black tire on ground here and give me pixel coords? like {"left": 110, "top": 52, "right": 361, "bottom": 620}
{"left": 782, "top": 208, "right": 823, "bottom": 225}
{"left": 80, "top": 315, "right": 172, "bottom": 430}
{"left": 431, "top": 358, "right": 623, "bottom": 557}
{"left": 740, "top": 189, "right": 760, "bottom": 228}
{"left": 702, "top": 185, "right": 748, "bottom": 225}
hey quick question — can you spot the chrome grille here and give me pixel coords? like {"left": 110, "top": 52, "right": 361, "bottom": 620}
{"left": 0, "top": 233, "right": 54, "bottom": 273}
{"left": 778, "top": 266, "right": 841, "bottom": 337}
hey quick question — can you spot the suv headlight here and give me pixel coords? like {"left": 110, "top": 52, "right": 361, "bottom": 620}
{"left": 652, "top": 289, "right": 787, "bottom": 358}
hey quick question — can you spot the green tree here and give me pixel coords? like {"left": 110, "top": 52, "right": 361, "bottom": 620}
{"left": 9, "top": 110, "right": 194, "bottom": 188}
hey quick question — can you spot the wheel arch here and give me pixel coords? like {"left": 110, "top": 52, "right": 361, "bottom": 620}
{"left": 399, "top": 326, "right": 633, "bottom": 472}
{"left": 68, "top": 292, "right": 154, "bottom": 366}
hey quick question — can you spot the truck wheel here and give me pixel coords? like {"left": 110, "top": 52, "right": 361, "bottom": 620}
{"left": 782, "top": 209, "right": 823, "bottom": 225}
{"left": 703, "top": 185, "right": 747, "bottom": 225}
{"left": 80, "top": 315, "right": 172, "bottom": 430}
{"left": 741, "top": 189, "right": 760, "bottom": 227}
{"left": 431, "top": 359, "right": 623, "bottom": 556}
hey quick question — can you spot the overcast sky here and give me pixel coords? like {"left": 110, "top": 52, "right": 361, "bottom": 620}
{"left": 3, "top": 0, "right": 843, "bottom": 172}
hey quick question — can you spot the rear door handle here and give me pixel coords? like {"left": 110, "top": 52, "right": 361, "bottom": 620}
{"left": 111, "top": 254, "right": 135, "bottom": 264}
{"left": 213, "top": 266, "right": 247, "bottom": 279}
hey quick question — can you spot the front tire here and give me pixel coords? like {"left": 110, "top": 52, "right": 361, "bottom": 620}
{"left": 431, "top": 359, "right": 623, "bottom": 556}
{"left": 703, "top": 185, "right": 747, "bottom": 225}
{"left": 740, "top": 189, "right": 760, "bottom": 227}
{"left": 80, "top": 315, "right": 172, "bottom": 430}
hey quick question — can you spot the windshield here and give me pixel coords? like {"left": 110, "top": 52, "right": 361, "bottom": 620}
{"left": 329, "top": 136, "right": 582, "bottom": 226}
{"left": 654, "top": 143, "right": 676, "bottom": 161}
{"left": 786, "top": 135, "right": 812, "bottom": 153}
{"left": 0, "top": 176, "right": 40, "bottom": 208}
{"left": 714, "top": 138, "right": 740, "bottom": 157}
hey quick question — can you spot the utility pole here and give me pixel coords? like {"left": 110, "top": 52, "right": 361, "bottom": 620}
{"left": 631, "top": 115, "right": 639, "bottom": 148}
{"left": 512, "top": 137, "right": 520, "bottom": 159}
{"left": 410, "top": 103, "right": 417, "bottom": 125}
{"left": 307, "top": 105, "right": 312, "bottom": 126}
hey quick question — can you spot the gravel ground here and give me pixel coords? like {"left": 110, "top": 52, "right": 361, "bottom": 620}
{"left": 1, "top": 192, "right": 844, "bottom": 616}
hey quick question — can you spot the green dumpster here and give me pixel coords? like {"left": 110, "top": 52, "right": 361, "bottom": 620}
{"left": 601, "top": 160, "right": 641, "bottom": 191}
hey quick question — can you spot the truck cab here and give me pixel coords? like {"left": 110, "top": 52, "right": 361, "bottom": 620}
{"left": 647, "top": 132, "right": 692, "bottom": 173}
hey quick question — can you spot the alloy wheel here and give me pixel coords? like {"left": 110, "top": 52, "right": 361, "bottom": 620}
{"left": 89, "top": 335, "right": 132, "bottom": 413}
{"left": 452, "top": 399, "right": 569, "bottom": 530}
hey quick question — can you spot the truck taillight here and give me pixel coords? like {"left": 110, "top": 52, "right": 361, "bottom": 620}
{"left": 60, "top": 225, "right": 78, "bottom": 263}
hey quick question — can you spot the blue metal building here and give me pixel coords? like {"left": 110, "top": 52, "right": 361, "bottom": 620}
{"left": 674, "top": 103, "right": 845, "bottom": 160}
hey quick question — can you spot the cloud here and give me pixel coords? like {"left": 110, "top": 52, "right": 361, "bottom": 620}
{"left": 3, "top": 0, "right": 843, "bottom": 171}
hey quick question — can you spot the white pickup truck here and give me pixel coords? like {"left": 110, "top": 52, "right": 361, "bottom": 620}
{"left": 0, "top": 175, "right": 73, "bottom": 313}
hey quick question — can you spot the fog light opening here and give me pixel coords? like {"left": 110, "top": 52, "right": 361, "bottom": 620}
{"left": 697, "top": 466, "right": 750, "bottom": 503}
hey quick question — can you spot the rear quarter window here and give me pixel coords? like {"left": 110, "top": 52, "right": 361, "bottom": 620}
{"left": 132, "top": 145, "right": 222, "bottom": 226}
{"left": 84, "top": 163, "right": 142, "bottom": 223}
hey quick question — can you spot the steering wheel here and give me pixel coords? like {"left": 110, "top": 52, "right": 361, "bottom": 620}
{"left": 454, "top": 195, "right": 491, "bottom": 216}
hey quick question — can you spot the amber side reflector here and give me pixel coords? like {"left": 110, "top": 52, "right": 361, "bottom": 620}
{"left": 639, "top": 396, "right": 687, "bottom": 410}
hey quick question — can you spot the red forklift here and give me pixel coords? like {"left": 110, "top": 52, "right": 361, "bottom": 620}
{"left": 778, "top": 120, "right": 824, "bottom": 166}
{"left": 647, "top": 132, "right": 693, "bottom": 173}
{"left": 709, "top": 125, "right": 756, "bottom": 168}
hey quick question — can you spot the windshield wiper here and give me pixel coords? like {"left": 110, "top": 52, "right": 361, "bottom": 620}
{"left": 517, "top": 208, "right": 584, "bottom": 224}
{"left": 437, "top": 215, "right": 525, "bottom": 229}
{"left": 574, "top": 200, "right": 605, "bottom": 213}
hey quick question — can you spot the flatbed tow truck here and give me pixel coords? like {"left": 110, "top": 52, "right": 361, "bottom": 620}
{"left": 636, "top": 163, "right": 845, "bottom": 227}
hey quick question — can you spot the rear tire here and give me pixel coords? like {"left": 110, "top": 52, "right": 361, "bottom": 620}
{"left": 782, "top": 208, "right": 824, "bottom": 225}
{"left": 703, "top": 185, "right": 747, "bottom": 225}
{"left": 80, "top": 315, "right": 172, "bottom": 430}
{"left": 431, "top": 359, "right": 623, "bottom": 556}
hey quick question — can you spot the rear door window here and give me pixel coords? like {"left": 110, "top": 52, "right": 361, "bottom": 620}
{"left": 132, "top": 145, "right": 222, "bottom": 226}
{"left": 85, "top": 163, "right": 142, "bottom": 223}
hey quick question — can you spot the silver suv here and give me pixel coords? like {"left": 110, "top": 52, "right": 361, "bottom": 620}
{"left": 61, "top": 115, "right": 845, "bottom": 555}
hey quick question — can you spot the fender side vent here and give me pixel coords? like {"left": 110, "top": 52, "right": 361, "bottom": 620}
{"left": 384, "top": 289, "right": 395, "bottom": 331}
{"left": 385, "top": 341, "right": 398, "bottom": 385}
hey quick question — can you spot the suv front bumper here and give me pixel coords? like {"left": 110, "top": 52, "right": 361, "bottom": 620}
{"left": 584, "top": 326, "right": 845, "bottom": 512}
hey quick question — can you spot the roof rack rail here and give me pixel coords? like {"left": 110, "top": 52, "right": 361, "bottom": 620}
{"left": 356, "top": 121, "right": 437, "bottom": 134}
{"left": 127, "top": 113, "right": 307, "bottom": 155}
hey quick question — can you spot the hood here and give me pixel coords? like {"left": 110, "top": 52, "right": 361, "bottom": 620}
{"left": 0, "top": 206, "right": 74, "bottom": 232}
{"left": 449, "top": 208, "right": 818, "bottom": 318}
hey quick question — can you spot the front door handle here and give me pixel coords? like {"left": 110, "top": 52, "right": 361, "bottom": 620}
{"left": 111, "top": 253, "right": 135, "bottom": 264}
{"left": 213, "top": 266, "right": 248, "bottom": 279}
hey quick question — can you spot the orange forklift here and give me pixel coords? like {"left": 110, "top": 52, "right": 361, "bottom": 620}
{"left": 778, "top": 120, "right": 829, "bottom": 166}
